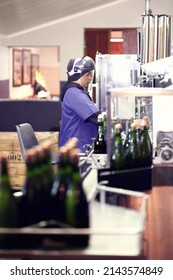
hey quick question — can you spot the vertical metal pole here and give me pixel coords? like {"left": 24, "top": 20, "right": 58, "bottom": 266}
{"left": 154, "top": 15, "right": 158, "bottom": 61}
{"left": 106, "top": 90, "right": 111, "bottom": 168}
{"left": 95, "top": 54, "right": 100, "bottom": 109}
{"left": 137, "top": 98, "right": 141, "bottom": 119}
{"left": 167, "top": 16, "right": 171, "bottom": 57}
{"left": 145, "top": 0, "right": 151, "bottom": 15}
{"left": 168, "top": 16, "right": 171, "bottom": 57}
{"left": 162, "top": 15, "right": 167, "bottom": 58}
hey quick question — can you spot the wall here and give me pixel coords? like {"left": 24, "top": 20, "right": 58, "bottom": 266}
{"left": 39, "top": 47, "right": 60, "bottom": 96}
{"left": 0, "top": 38, "right": 9, "bottom": 98}
{"left": 6, "top": 0, "right": 173, "bottom": 81}
{"left": 9, "top": 47, "right": 37, "bottom": 99}
{"left": 8, "top": 47, "right": 60, "bottom": 99}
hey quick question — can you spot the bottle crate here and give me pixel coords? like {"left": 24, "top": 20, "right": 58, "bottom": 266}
{"left": 0, "top": 131, "right": 59, "bottom": 188}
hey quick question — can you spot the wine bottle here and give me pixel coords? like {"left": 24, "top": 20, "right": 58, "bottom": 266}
{"left": 140, "top": 117, "right": 153, "bottom": 167}
{"left": 124, "top": 117, "right": 134, "bottom": 152}
{"left": 0, "top": 156, "right": 17, "bottom": 228}
{"left": 111, "top": 123, "right": 125, "bottom": 170}
{"left": 32, "top": 146, "right": 47, "bottom": 222}
{"left": 18, "top": 149, "right": 35, "bottom": 226}
{"left": 18, "top": 147, "right": 44, "bottom": 226}
{"left": 51, "top": 146, "right": 72, "bottom": 223}
{"left": 125, "top": 122, "right": 141, "bottom": 169}
{"left": 94, "top": 113, "right": 107, "bottom": 154}
{"left": 0, "top": 156, "right": 17, "bottom": 248}
{"left": 65, "top": 148, "right": 90, "bottom": 248}
{"left": 39, "top": 142, "right": 55, "bottom": 220}
{"left": 143, "top": 116, "right": 152, "bottom": 151}
{"left": 102, "top": 111, "right": 107, "bottom": 139}
{"left": 66, "top": 137, "right": 78, "bottom": 150}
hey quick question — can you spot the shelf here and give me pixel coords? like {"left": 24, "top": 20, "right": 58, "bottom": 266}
{"left": 109, "top": 87, "right": 173, "bottom": 97}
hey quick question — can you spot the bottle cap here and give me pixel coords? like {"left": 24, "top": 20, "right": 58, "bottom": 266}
{"left": 130, "top": 122, "right": 136, "bottom": 130}
{"left": 97, "top": 113, "right": 103, "bottom": 121}
{"left": 101, "top": 111, "right": 106, "bottom": 118}
{"left": 113, "top": 115, "right": 120, "bottom": 122}
{"left": 115, "top": 123, "right": 122, "bottom": 130}
{"left": 66, "top": 137, "right": 78, "bottom": 150}
{"left": 69, "top": 148, "right": 80, "bottom": 164}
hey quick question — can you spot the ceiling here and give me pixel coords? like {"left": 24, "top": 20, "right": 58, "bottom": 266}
{"left": 0, "top": 0, "right": 122, "bottom": 37}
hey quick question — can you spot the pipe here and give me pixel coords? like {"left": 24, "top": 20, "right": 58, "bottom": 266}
{"left": 145, "top": 0, "right": 152, "bottom": 15}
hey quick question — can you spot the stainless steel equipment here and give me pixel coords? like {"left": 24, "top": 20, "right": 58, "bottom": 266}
{"left": 156, "top": 131, "right": 173, "bottom": 163}
{"left": 95, "top": 53, "right": 139, "bottom": 115}
{"left": 139, "top": 0, "right": 171, "bottom": 65}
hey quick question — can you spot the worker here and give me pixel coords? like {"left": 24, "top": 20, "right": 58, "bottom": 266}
{"left": 59, "top": 56, "right": 100, "bottom": 152}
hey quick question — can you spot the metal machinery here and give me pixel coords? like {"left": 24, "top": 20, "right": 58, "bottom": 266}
{"left": 95, "top": 0, "right": 172, "bottom": 163}
{"left": 95, "top": 53, "right": 139, "bottom": 118}
{"left": 140, "top": 0, "right": 173, "bottom": 163}
{"left": 139, "top": 0, "right": 172, "bottom": 86}
{"left": 140, "top": 2, "right": 171, "bottom": 64}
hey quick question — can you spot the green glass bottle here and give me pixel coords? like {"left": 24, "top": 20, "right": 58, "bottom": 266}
{"left": 111, "top": 116, "right": 121, "bottom": 149}
{"left": 94, "top": 113, "right": 107, "bottom": 154}
{"left": 140, "top": 117, "right": 153, "bottom": 167}
{"left": 18, "top": 148, "right": 43, "bottom": 226}
{"left": 41, "top": 142, "right": 55, "bottom": 192}
{"left": 0, "top": 156, "right": 17, "bottom": 228}
{"left": 124, "top": 117, "right": 134, "bottom": 152}
{"left": 32, "top": 146, "right": 46, "bottom": 222}
{"left": 111, "top": 123, "right": 125, "bottom": 170}
{"left": 112, "top": 115, "right": 120, "bottom": 126}
{"left": 143, "top": 116, "right": 152, "bottom": 151}
{"left": 65, "top": 148, "right": 90, "bottom": 248}
{"left": 38, "top": 142, "right": 55, "bottom": 221}
{"left": 0, "top": 156, "right": 18, "bottom": 248}
{"left": 125, "top": 122, "right": 141, "bottom": 169}
{"left": 51, "top": 146, "right": 72, "bottom": 223}
{"left": 102, "top": 111, "right": 107, "bottom": 139}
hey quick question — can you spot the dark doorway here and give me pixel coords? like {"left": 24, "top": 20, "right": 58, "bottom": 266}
{"left": 84, "top": 28, "right": 138, "bottom": 103}
{"left": 84, "top": 28, "right": 138, "bottom": 59}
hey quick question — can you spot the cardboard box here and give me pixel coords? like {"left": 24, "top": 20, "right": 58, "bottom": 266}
{"left": 0, "top": 131, "right": 59, "bottom": 188}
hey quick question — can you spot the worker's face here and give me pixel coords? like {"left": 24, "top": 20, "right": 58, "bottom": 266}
{"left": 79, "top": 71, "right": 94, "bottom": 90}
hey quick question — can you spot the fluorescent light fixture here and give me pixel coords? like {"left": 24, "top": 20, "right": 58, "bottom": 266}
{"left": 110, "top": 38, "right": 124, "bottom": 42}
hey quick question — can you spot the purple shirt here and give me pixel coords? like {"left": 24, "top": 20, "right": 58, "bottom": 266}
{"left": 60, "top": 86, "right": 99, "bottom": 152}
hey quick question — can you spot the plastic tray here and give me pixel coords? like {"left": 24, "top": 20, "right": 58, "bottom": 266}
{"left": 90, "top": 186, "right": 148, "bottom": 256}
{"left": 0, "top": 186, "right": 147, "bottom": 257}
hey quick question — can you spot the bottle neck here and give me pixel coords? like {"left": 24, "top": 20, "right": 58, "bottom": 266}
{"left": 98, "top": 121, "right": 104, "bottom": 135}
{"left": 131, "top": 129, "right": 138, "bottom": 143}
{"left": 114, "top": 129, "right": 121, "bottom": 140}
{"left": 0, "top": 158, "right": 11, "bottom": 190}
{"left": 1, "top": 159, "right": 8, "bottom": 176}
